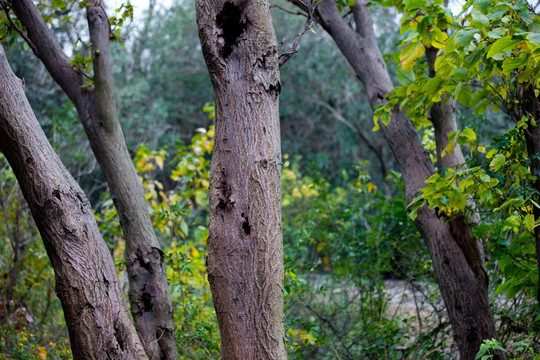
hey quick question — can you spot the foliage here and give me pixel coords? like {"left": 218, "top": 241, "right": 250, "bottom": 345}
{"left": 281, "top": 159, "right": 446, "bottom": 359}
{"left": 0, "top": 325, "right": 71, "bottom": 360}
{"left": 373, "top": 0, "right": 540, "bottom": 352}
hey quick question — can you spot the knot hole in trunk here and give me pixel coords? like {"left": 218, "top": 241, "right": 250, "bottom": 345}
{"left": 216, "top": 2, "right": 247, "bottom": 59}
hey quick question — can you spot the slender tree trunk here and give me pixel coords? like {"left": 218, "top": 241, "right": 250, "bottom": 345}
{"left": 0, "top": 44, "right": 148, "bottom": 360}
{"left": 520, "top": 87, "right": 540, "bottom": 307}
{"left": 196, "top": 1, "right": 287, "bottom": 359}
{"left": 287, "top": 0, "right": 503, "bottom": 358}
{"left": 7, "top": 2, "right": 177, "bottom": 358}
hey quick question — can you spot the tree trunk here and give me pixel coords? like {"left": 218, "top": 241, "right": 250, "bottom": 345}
{"left": 7, "top": 2, "right": 177, "bottom": 358}
{"left": 520, "top": 87, "right": 540, "bottom": 307}
{"left": 196, "top": 1, "right": 287, "bottom": 359}
{"left": 288, "top": 0, "right": 504, "bottom": 358}
{"left": 0, "top": 44, "right": 148, "bottom": 360}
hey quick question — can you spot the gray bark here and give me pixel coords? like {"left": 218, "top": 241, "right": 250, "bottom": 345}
{"left": 196, "top": 0, "right": 287, "bottom": 358}
{"left": 288, "top": 0, "right": 504, "bottom": 358}
{"left": 6, "top": 1, "right": 177, "bottom": 358}
{"left": 0, "top": 44, "right": 148, "bottom": 360}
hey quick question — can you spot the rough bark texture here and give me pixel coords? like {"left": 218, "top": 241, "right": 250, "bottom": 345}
{"left": 0, "top": 45, "right": 148, "bottom": 360}
{"left": 519, "top": 87, "right": 540, "bottom": 307}
{"left": 196, "top": 0, "right": 287, "bottom": 359}
{"left": 7, "top": 2, "right": 177, "bottom": 358}
{"left": 288, "top": 0, "right": 504, "bottom": 358}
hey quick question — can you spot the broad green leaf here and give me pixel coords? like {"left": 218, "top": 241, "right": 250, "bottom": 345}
{"left": 453, "top": 29, "right": 479, "bottom": 46}
{"left": 457, "top": 86, "right": 473, "bottom": 106}
{"left": 473, "top": 0, "right": 491, "bottom": 13}
{"left": 489, "top": 153, "right": 505, "bottom": 171}
{"left": 403, "top": 0, "right": 427, "bottom": 10}
{"left": 453, "top": 67, "right": 469, "bottom": 81}
{"left": 423, "top": 77, "right": 442, "bottom": 94}
{"left": 502, "top": 56, "right": 528, "bottom": 73}
{"left": 527, "top": 32, "right": 540, "bottom": 46}
{"left": 400, "top": 42, "right": 425, "bottom": 70}
{"left": 487, "top": 36, "right": 521, "bottom": 58}
{"left": 494, "top": 280, "right": 510, "bottom": 295}
{"left": 397, "top": 68, "right": 415, "bottom": 85}
{"left": 449, "top": 192, "right": 467, "bottom": 210}
{"left": 487, "top": 8, "right": 508, "bottom": 20}
{"left": 487, "top": 28, "right": 506, "bottom": 39}
{"left": 457, "top": 128, "right": 477, "bottom": 144}
{"left": 471, "top": 9, "right": 489, "bottom": 27}
{"left": 53, "top": 0, "right": 67, "bottom": 9}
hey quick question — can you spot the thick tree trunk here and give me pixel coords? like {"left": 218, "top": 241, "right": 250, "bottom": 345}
{"left": 288, "top": 0, "right": 503, "bottom": 358}
{"left": 196, "top": 1, "right": 287, "bottom": 359}
{"left": 0, "top": 45, "right": 148, "bottom": 360}
{"left": 7, "top": 2, "right": 177, "bottom": 358}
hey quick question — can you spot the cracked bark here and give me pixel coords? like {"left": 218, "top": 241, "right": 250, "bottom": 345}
{"left": 287, "top": 0, "right": 504, "bottom": 358}
{"left": 0, "top": 45, "right": 148, "bottom": 360}
{"left": 5, "top": 1, "right": 177, "bottom": 358}
{"left": 196, "top": 0, "right": 287, "bottom": 359}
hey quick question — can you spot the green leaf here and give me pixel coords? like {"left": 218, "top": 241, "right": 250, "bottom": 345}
{"left": 473, "top": 0, "right": 491, "bottom": 13}
{"left": 180, "top": 220, "right": 189, "bottom": 236}
{"left": 397, "top": 68, "right": 415, "bottom": 85}
{"left": 453, "top": 29, "right": 479, "bottom": 46}
{"left": 502, "top": 56, "right": 528, "bottom": 73}
{"left": 453, "top": 67, "right": 470, "bottom": 81}
{"left": 489, "top": 153, "right": 505, "bottom": 171}
{"left": 457, "top": 128, "right": 477, "bottom": 145}
{"left": 457, "top": 86, "right": 473, "bottom": 107}
{"left": 52, "top": 0, "right": 67, "bottom": 9}
{"left": 423, "top": 77, "right": 442, "bottom": 94}
{"left": 527, "top": 32, "right": 540, "bottom": 46}
{"left": 403, "top": 0, "right": 427, "bottom": 10}
{"left": 487, "top": 36, "right": 521, "bottom": 58}
{"left": 471, "top": 9, "right": 489, "bottom": 27}
{"left": 487, "top": 28, "right": 506, "bottom": 39}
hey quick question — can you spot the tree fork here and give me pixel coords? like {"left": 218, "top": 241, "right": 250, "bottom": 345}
{"left": 6, "top": 1, "right": 177, "bottom": 358}
{"left": 0, "top": 45, "right": 148, "bottom": 360}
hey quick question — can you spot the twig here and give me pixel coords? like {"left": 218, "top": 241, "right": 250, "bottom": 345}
{"left": 0, "top": 2, "right": 39, "bottom": 55}
{"left": 278, "top": 10, "right": 315, "bottom": 66}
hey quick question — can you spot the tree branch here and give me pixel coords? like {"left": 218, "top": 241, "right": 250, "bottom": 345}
{"left": 279, "top": 15, "right": 314, "bottom": 67}
{"left": 8, "top": 0, "right": 87, "bottom": 108}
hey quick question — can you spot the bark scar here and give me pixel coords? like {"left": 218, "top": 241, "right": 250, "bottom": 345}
{"left": 241, "top": 212, "right": 251, "bottom": 235}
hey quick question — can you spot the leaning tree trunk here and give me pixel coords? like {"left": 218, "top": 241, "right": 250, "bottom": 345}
{"left": 196, "top": 1, "right": 287, "bottom": 359}
{"left": 287, "top": 0, "right": 504, "bottom": 358}
{"left": 0, "top": 45, "right": 148, "bottom": 360}
{"left": 7, "top": 1, "right": 177, "bottom": 358}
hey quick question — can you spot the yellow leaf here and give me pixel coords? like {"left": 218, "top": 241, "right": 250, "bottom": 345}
{"left": 322, "top": 257, "right": 331, "bottom": 266}
{"left": 155, "top": 155, "right": 164, "bottom": 169}
{"left": 191, "top": 245, "right": 200, "bottom": 258}
{"left": 37, "top": 346, "right": 47, "bottom": 359}
{"left": 525, "top": 214, "right": 535, "bottom": 233}
{"left": 431, "top": 31, "right": 448, "bottom": 49}
{"left": 317, "top": 242, "right": 327, "bottom": 252}
{"left": 400, "top": 42, "right": 425, "bottom": 70}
